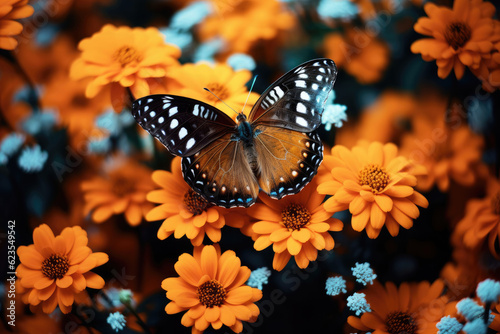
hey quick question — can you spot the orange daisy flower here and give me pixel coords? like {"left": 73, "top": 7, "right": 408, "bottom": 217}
{"left": 246, "top": 181, "right": 343, "bottom": 271}
{"left": 347, "top": 279, "right": 456, "bottom": 334}
{"left": 81, "top": 158, "right": 155, "bottom": 226}
{"left": 199, "top": 0, "right": 295, "bottom": 53}
{"left": 70, "top": 24, "right": 181, "bottom": 112}
{"left": 318, "top": 141, "right": 428, "bottom": 239}
{"left": 146, "top": 157, "right": 246, "bottom": 246}
{"left": 162, "top": 244, "right": 262, "bottom": 333}
{"left": 165, "top": 62, "right": 259, "bottom": 119}
{"left": 453, "top": 174, "right": 500, "bottom": 259}
{"left": 0, "top": 0, "right": 34, "bottom": 50}
{"left": 323, "top": 29, "right": 390, "bottom": 84}
{"left": 16, "top": 224, "right": 108, "bottom": 314}
{"left": 411, "top": 0, "right": 500, "bottom": 79}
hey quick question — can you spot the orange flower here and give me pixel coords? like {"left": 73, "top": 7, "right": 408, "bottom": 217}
{"left": 246, "top": 181, "right": 343, "bottom": 271}
{"left": 146, "top": 157, "right": 247, "bottom": 246}
{"left": 411, "top": 0, "right": 500, "bottom": 79}
{"left": 199, "top": 0, "right": 295, "bottom": 53}
{"left": 70, "top": 24, "right": 181, "bottom": 112}
{"left": 318, "top": 141, "right": 428, "bottom": 239}
{"left": 16, "top": 224, "right": 108, "bottom": 314}
{"left": 165, "top": 62, "right": 259, "bottom": 119}
{"left": 0, "top": 0, "right": 34, "bottom": 50}
{"left": 491, "top": 303, "right": 500, "bottom": 333}
{"left": 453, "top": 175, "right": 500, "bottom": 258}
{"left": 162, "top": 244, "right": 262, "bottom": 333}
{"left": 347, "top": 280, "right": 456, "bottom": 334}
{"left": 82, "top": 158, "right": 155, "bottom": 226}
{"left": 323, "top": 29, "right": 390, "bottom": 84}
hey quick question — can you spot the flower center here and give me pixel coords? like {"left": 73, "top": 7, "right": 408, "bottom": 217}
{"left": 205, "top": 83, "right": 229, "bottom": 102}
{"left": 113, "top": 45, "right": 141, "bottom": 67}
{"left": 359, "top": 164, "right": 389, "bottom": 193}
{"left": 42, "top": 254, "right": 69, "bottom": 279}
{"left": 281, "top": 203, "right": 311, "bottom": 230}
{"left": 385, "top": 311, "right": 418, "bottom": 334}
{"left": 112, "top": 176, "right": 136, "bottom": 197}
{"left": 492, "top": 191, "right": 500, "bottom": 215}
{"left": 184, "top": 189, "right": 209, "bottom": 215}
{"left": 444, "top": 22, "right": 472, "bottom": 50}
{"left": 197, "top": 279, "right": 227, "bottom": 308}
{"left": 71, "top": 93, "right": 89, "bottom": 107}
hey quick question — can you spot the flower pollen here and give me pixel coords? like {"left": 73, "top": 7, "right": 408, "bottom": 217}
{"left": 197, "top": 279, "right": 227, "bottom": 308}
{"left": 113, "top": 45, "right": 142, "bottom": 67}
{"left": 491, "top": 192, "right": 500, "bottom": 215}
{"left": 359, "top": 164, "right": 389, "bottom": 193}
{"left": 385, "top": 311, "right": 418, "bottom": 334}
{"left": 112, "top": 176, "right": 136, "bottom": 197}
{"left": 282, "top": 203, "right": 311, "bottom": 230}
{"left": 205, "top": 83, "right": 229, "bottom": 102}
{"left": 42, "top": 254, "right": 69, "bottom": 279}
{"left": 184, "top": 189, "right": 209, "bottom": 215}
{"left": 444, "top": 22, "right": 471, "bottom": 50}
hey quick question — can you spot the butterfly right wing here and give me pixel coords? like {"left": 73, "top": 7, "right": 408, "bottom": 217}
{"left": 182, "top": 134, "right": 260, "bottom": 208}
{"left": 132, "top": 95, "right": 237, "bottom": 157}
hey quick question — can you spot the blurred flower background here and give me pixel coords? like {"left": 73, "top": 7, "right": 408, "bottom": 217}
{"left": 1, "top": 0, "right": 500, "bottom": 333}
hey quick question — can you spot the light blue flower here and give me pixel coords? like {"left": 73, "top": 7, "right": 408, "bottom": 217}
{"left": 0, "top": 133, "right": 25, "bottom": 156}
{"left": 95, "top": 110, "right": 133, "bottom": 136}
{"left": 246, "top": 267, "right": 271, "bottom": 290}
{"left": 12, "top": 84, "right": 44, "bottom": 104}
{"left": 194, "top": 38, "right": 225, "bottom": 63}
{"left": 476, "top": 279, "right": 500, "bottom": 304}
{"left": 457, "top": 298, "right": 484, "bottom": 322}
{"left": 346, "top": 292, "right": 371, "bottom": 316}
{"left": 436, "top": 316, "right": 463, "bottom": 334}
{"left": 21, "top": 110, "right": 58, "bottom": 135}
{"left": 35, "top": 23, "right": 59, "bottom": 46}
{"left": 322, "top": 103, "right": 347, "bottom": 130}
{"left": 317, "top": 0, "right": 359, "bottom": 20}
{"left": 170, "top": 1, "right": 213, "bottom": 31}
{"left": 119, "top": 289, "right": 134, "bottom": 305}
{"left": 107, "top": 312, "right": 127, "bottom": 332}
{"left": 160, "top": 27, "right": 193, "bottom": 50}
{"left": 18, "top": 145, "right": 48, "bottom": 173}
{"left": 227, "top": 53, "right": 256, "bottom": 71}
{"left": 325, "top": 276, "right": 347, "bottom": 296}
{"left": 351, "top": 262, "right": 377, "bottom": 286}
{"left": 88, "top": 136, "right": 111, "bottom": 154}
{"left": 0, "top": 152, "right": 7, "bottom": 165}
{"left": 462, "top": 318, "right": 487, "bottom": 334}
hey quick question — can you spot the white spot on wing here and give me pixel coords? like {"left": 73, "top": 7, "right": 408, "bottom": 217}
{"left": 295, "top": 80, "right": 306, "bottom": 88}
{"left": 193, "top": 105, "right": 200, "bottom": 116}
{"left": 179, "top": 127, "right": 187, "bottom": 139}
{"left": 296, "top": 116, "right": 308, "bottom": 127}
{"left": 300, "top": 91, "right": 310, "bottom": 101}
{"left": 158, "top": 117, "right": 164, "bottom": 124}
{"left": 186, "top": 138, "right": 195, "bottom": 150}
{"left": 296, "top": 102, "right": 307, "bottom": 114}
{"left": 150, "top": 111, "right": 156, "bottom": 117}
{"left": 275, "top": 86, "right": 284, "bottom": 98}
{"left": 170, "top": 119, "right": 179, "bottom": 129}
{"left": 169, "top": 107, "right": 178, "bottom": 116}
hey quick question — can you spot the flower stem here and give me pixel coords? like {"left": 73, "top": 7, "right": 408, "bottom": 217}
{"left": 71, "top": 307, "right": 95, "bottom": 334}
{"left": 123, "top": 301, "right": 152, "bottom": 334}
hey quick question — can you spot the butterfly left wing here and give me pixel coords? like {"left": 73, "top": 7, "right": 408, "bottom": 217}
{"left": 249, "top": 58, "right": 337, "bottom": 132}
{"left": 254, "top": 126, "right": 323, "bottom": 200}
{"left": 182, "top": 133, "right": 260, "bottom": 208}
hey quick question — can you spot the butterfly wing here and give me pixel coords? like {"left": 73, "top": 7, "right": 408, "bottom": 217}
{"left": 249, "top": 58, "right": 337, "bottom": 132}
{"left": 254, "top": 126, "right": 323, "bottom": 199}
{"left": 132, "top": 95, "right": 237, "bottom": 157}
{"left": 182, "top": 134, "right": 260, "bottom": 208}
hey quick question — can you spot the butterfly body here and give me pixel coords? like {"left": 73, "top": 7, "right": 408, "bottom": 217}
{"left": 132, "top": 58, "right": 338, "bottom": 208}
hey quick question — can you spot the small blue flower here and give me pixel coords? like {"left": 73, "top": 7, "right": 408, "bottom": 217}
{"left": 322, "top": 103, "right": 347, "bottom": 130}
{"left": 160, "top": 27, "right": 193, "bottom": 50}
{"left": 227, "top": 53, "right": 256, "bottom": 71}
{"left": 456, "top": 298, "right": 493, "bottom": 323}
{"left": 346, "top": 292, "right": 371, "bottom": 316}
{"left": 35, "top": 23, "right": 59, "bottom": 46}
{"left": 119, "top": 289, "right": 134, "bottom": 305}
{"left": 476, "top": 279, "right": 500, "bottom": 304}
{"left": 462, "top": 318, "right": 487, "bottom": 334}
{"left": 170, "top": 1, "right": 213, "bottom": 31}
{"left": 351, "top": 262, "right": 377, "bottom": 286}
{"left": 88, "top": 136, "right": 111, "bottom": 154}
{"left": 18, "top": 145, "right": 48, "bottom": 173}
{"left": 317, "top": 0, "right": 359, "bottom": 20}
{"left": 12, "top": 85, "right": 44, "bottom": 104}
{"left": 98, "top": 288, "right": 122, "bottom": 308}
{"left": 246, "top": 267, "right": 271, "bottom": 290}
{"left": 0, "top": 133, "right": 25, "bottom": 156}
{"left": 436, "top": 316, "right": 463, "bottom": 334}
{"left": 119, "top": 111, "right": 135, "bottom": 127}
{"left": 96, "top": 110, "right": 122, "bottom": 135}
{"left": 325, "top": 276, "right": 347, "bottom": 296}
{"left": 107, "top": 312, "right": 127, "bottom": 332}
{"left": 194, "top": 38, "right": 225, "bottom": 63}
{"left": 21, "top": 110, "right": 58, "bottom": 135}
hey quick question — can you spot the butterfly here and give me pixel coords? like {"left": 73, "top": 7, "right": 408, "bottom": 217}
{"left": 132, "top": 58, "right": 337, "bottom": 208}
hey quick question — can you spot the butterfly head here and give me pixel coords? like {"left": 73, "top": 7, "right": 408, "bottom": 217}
{"left": 236, "top": 112, "right": 247, "bottom": 123}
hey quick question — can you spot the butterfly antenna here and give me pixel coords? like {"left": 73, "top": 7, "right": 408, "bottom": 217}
{"left": 203, "top": 88, "right": 239, "bottom": 115}
{"left": 241, "top": 75, "right": 258, "bottom": 114}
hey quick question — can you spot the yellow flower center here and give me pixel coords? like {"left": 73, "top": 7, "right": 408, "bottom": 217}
{"left": 281, "top": 203, "right": 311, "bottom": 231}
{"left": 112, "top": 176, "right": 136, "bottom": 197}
{"left": 385, "top": 311, "right": 418, "bottom": 334}
{"left": 197, "top": 279, "right": 227, "bottom": 308}
{"left": 491, "top": 191, "right": 500, "bottom": 215}
{"left": 42, "top": 254, "right": 69, "bottom": 280}
{"left": 113, "top": 45, "right": 142, "bottom": 67}
{"left": 205, "top": 83, "right": 229, "bottom": 102}
{"left": 184, "top": 189, "right": 209, "bottom": 215}
{"left": 444, "top": 22, "right": 471, "bottom": 50}
{"left": 359, "top": 164, "right": 389, "bottom": 193}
